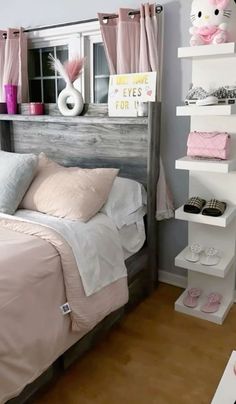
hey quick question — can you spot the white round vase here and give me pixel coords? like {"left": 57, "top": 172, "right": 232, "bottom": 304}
{"left": 58, "top": 83, "right": 84, "bottom": 117}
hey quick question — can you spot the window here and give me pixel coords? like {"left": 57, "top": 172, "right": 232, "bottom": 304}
{"left": 93, "top": 43, "right": 109, "bottom": 103}
{"left": 29, "top": 45, "right": 68, "bottom": 103}
{"left": 27, "top": 21, "right": 109, "bottom": 104}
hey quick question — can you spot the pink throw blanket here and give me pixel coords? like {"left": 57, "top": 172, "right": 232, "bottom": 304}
{"left": 0, "top": 218, "right": 128, "bottom": 403}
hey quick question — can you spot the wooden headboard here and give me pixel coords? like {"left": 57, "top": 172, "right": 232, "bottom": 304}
{"left": 0, "top": 102, "right": 161, "bottom": 286}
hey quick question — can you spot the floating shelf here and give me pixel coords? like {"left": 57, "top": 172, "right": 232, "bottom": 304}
{"left": 175, "top": 290, "right": 233, "bottom": 325}
{"left": 175, "top": 205, "right": 236, "bottom": 228}
{"left": 176, "top": 104, "right": 236, "bottom": 116}
{"left": 178, "top": 42, "right": 236, "bottom": 59}
{"left": 175, "top": 247, "right": 234, "bottom": 278}
{"left": 175, "top": 157, "right": 236, "bottom": 174}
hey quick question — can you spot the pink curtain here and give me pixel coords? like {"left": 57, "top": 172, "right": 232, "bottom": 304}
{"left": 98, "top": 4, "right": 174, "bottom": 221}
{"left": 117, "top": 9, "right": 140, "bottom": 73}
{"left": 99, "top": 17, "right": 117, "bottom": 74}
{"left": 139, "top": 5, "right": 151, "bottom": 72}
{"left": 144, "top": 3, "right": 159, "bottom": 71}
{"left": 98, "top": 4, "right": 160, "bottom": 74}
{"left": 0, "top": 28, "right": 28, "bottom": 103}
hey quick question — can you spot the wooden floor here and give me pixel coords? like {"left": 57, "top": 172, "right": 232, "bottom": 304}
{"left": 33, "top": 283, "right": 236, "bottom": 404}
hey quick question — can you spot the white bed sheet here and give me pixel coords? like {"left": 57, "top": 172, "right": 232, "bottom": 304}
{"left": 0, "top": 210, "right": 127, "bottom": 297}
{"left": 0, "top": 209, "right": 145, "bottom": 297}
{"left": 118, "top": 219, "right": 146, "bottom": 260}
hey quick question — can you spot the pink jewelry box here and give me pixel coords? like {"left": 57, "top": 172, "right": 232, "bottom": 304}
{"left": 187, "top": 131, "right": 230, "bottom": 160}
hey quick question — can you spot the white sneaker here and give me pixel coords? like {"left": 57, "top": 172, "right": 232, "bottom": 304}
{"left": 196, "top": 96, "right": 218, "bottom": 106}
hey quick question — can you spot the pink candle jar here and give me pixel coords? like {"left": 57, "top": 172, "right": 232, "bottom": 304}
{"left": 29, "top": 102, "right": 44, "bottom": 115}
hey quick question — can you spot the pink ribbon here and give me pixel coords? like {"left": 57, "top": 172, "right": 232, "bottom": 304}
{"left": 209, "top": 0, "right": 230, "bottom": 9}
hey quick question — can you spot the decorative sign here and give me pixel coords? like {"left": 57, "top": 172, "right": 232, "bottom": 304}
{"left": 108, "top": 72, "right": 157, "bottom": 117}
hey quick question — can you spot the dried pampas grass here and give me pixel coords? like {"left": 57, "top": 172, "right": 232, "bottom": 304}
{"left": 49, "top": 54, "right": 85, "bottom": 84}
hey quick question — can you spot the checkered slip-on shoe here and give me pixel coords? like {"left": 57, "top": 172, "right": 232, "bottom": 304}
{"left": 183, "top": 197, "right": 206, "bottom": 214}
{"left": 202, "top": 199, "right": 227, "bottom": 217}
{"left": 211, "top": 86, "right": 236, "bottom": 101}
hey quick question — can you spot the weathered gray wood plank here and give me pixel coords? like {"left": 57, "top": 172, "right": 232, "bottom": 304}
{"left": 13, "top": 121, "right": 149, "bottom": 184}
{"left": 13, "top": 122, "right": 147, "bottom": 155}
{"left": 0, "top": 103, "right": 148, "bottom": 125}
{"left": 0, "top": 121, "right": 13, "bottom": 152}
{"left": 0, "top": 114, "right": 148, "bottom": 125}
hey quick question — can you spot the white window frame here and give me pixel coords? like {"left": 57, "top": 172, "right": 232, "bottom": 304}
{"left": 27, "top": 20, "right": 103, "bottom": 103}
{"left": 29, "top": 44, "right": 70, "bottom": 103}
{"left": 87, "top": 34, "right": 109, "bottom": 103}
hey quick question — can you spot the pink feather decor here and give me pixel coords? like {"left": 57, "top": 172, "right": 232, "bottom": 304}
{"left": 48, "top": 54, "right": 85, "bottom": 84}
{"left": 64, "top": 58, "right": 86, "bottom": 83}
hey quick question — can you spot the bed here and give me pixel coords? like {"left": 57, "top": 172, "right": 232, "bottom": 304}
{"left": 0, "top": 102, "right": 161, "bottom": 404}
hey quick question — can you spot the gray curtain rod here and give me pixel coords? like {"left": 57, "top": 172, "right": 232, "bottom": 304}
{"left": 2, "top": 4, "right": 163, "bottom": 37}
{"left": 1, "top": 18, "right": 98, "bottom": 37}
{"left": 24, "top": 17, "right": 98, "bottom": 33}
{"left": 103, "top": 4, "right": 163, "bottom": 20}
{"left": 24, "top": 4, "right": 163, "bottom": 32}
{"left": 1, "top": 6, "right": 163, "bottom": 38}
{"left": 25, "top": 4, "right": 163, "bottom": 32}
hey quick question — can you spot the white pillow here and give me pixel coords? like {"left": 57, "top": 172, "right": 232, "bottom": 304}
{"left": 101, "top": 177, "right": 147, "bottom": 229}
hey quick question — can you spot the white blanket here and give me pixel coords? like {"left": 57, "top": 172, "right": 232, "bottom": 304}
{"left": 0, "top": 210, "right": 127, "bottom": 296}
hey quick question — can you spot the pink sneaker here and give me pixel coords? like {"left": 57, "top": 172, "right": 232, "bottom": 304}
{"left": 201, "top": 293, "right": 222, "bottom": 313}
{"left": 183, "top": 288, "right": 202, "bottom": 308}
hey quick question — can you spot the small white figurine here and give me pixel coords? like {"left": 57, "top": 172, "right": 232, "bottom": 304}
{"left": 189, "top": 0, "right": 236, "bottom": 46}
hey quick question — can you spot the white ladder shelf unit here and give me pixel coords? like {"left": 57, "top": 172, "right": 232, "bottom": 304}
{"left": 175, "top": 43, "right": 236, "bottom": 325}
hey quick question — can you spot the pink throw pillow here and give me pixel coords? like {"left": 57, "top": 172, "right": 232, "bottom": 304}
{"left": 21, "top": 153, "right": 119, "bottom": 221}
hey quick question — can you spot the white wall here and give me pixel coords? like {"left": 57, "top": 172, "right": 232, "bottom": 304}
{"left": 0, "top": 0, "right": 192, "bottom": 277}
{"left": 1, "top": 0, "right": 144, "bottom": 28}
{"left": 157, "top": 0, "right": 190, "bottom": 278}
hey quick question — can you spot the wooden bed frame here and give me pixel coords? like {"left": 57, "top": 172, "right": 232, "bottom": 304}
{"left": 0, "top": 102, "right": 161, "bottom": 404}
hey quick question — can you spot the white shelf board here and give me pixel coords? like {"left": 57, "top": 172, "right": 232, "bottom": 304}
{"left": 176, "top": 104, "right": 236, "bottom": 116}
{"left": 178, "top": 42, "right": 236, "bottom": 59}
{"left": 175, "top": 157, "right": 236, "bottom": 174}
{"left": 175, "top": 290, "right": 233, "bottom": 325}
{"left": 175, "top": 205, "right": 236, "bottom": 228}
{"left": 175, "top": 247, "right": 234, "bottom": 278}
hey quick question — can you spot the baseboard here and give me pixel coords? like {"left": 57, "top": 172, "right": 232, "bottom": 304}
{"left": 158, "top": 270, "right": 236, "bottom": 303}
{"left": 158, "top": 270, "right": 187, "bottom": 289}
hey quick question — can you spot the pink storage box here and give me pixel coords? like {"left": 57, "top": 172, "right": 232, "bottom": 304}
{"left": 187, "top": 131, "right": 230, "bottom": 160}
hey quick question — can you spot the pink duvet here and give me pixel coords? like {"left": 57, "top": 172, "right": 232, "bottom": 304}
{"left": 0, "top": 219, "right": 128, "bottom": 403}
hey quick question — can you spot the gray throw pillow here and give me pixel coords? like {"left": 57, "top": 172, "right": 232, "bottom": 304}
{"left": 0, "top": 150, "right": 38, "bottom": 215}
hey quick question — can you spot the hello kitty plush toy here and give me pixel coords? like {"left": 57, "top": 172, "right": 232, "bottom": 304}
{"left": 190, "top": 0, "right": 232, "bottom": 46}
